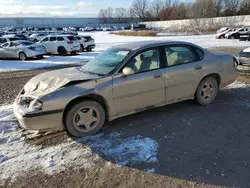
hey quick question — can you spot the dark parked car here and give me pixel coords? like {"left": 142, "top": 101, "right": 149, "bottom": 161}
{"left": 239, "top": 31, "right": 250, "bottom": 41}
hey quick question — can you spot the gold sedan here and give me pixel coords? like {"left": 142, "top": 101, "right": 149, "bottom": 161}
{"left": 13, "top": 41, "right": 237, "bottom": 137}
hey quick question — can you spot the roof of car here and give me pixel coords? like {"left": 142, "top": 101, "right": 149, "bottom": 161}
{"left": 113, "top": 40, "right": 197, "bottom": 50}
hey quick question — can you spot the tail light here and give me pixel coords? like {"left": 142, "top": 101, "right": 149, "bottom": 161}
{"left": 67, "top": 41, "right": 73, "bottom": 44}
{"left": 29, "top": 47, "right": 36, "bottom": 51}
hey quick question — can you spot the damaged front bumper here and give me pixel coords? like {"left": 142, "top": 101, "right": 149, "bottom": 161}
{"left": 13, "top": 96, "right": 64, "bottom": 132}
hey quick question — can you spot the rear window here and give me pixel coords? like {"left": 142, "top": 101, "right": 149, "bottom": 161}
{"left": 195, "top": 48, "right": 204, "bottom": 60}
{"left": 57, "top": 37, "right": 64, "bottom": 41}
{"left": 50, "top": 37, "right": 57, "bottom": 41}
{"left": 76, "top": 36, "right": 81, "bottom": 40}
{"left": 67, "top": 36, "right": 76, "bottom": 41}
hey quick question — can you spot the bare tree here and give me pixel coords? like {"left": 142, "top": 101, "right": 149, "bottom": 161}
{"left": 98, "top": 9, "right": 108, "bottom": 24}
{"left": 151, "top": 0, "right": 163, "bottom": 20}
{"left": 212, "top": 0, "right": 223, "bottom": 16}
{"left": 115, "top": 8, "right": 128, "bottom": 23}
{"left": 238, "top": 0, "right": 250, "bottom": 15}
{"left": 130, "top": 0, "right": 150, "bottom": 21}
{"left": 223, "top": 0, "right": 241, "bottom": 16}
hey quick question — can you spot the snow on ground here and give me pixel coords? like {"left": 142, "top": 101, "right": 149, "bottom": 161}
{"left": 225, "top": 81, "right": 248, "bottom": 89}
{"left": 0, "top": 105, "right": 158, "bottom": 185}
{"left": 1, "top": 31, "right": 250, "bottom": 72}
{"left": 0, "top": 52, "right": 99, "bottom": 72}
{"left": 80, "top": 31, "right": 250, "bottom": 49}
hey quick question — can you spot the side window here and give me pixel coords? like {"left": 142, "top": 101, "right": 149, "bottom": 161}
{"left": 0, "top": 38, "right": 7, "bottom": 44}
{"left": 2, "top": 43, "right": 9, "bottom": 48}
{"left": 125, "top": 48, "right": 160, "bottom": 74}
{"left": 165, "top": 46, "right": 197, "bottom": 67}
{"left": 57, "top": 37, "right": 64, "bottom": 41}
{"left": 41, "top": 37, "right": 48, "bottom": 42}
{"left": 49, "top": 37, "right": 57, "bottom": 41}
{"left": 194, "top": 47, "right": 204, "bottom": 60}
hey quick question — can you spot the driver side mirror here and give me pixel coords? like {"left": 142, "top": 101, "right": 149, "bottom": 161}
{"left": 122, "top": 67, "right": 134, "bottom": 76}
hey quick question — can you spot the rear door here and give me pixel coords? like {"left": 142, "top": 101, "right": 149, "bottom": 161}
{"left": 48, "top": 36, "right": 58, "bottom": 53}
{"left": 164, "top": 45, "right": 204, "bottom": 103}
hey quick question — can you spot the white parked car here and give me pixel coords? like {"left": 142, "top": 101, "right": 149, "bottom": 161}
{"left": 28, "top": 33, "right": 47, "bottom": 42}
{"left": 0, "top": 40, "right": 46, "bottom": 61}
{"left": 39, "top": 35, "right": 80, "bottom": 55}
{"left": 75, "top": 35, "right": 95, "bottom": 52}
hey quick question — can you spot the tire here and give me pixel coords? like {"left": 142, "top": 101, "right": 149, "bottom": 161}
{"left": 219, "top": 35, "right": 224, "bottom": 39}
{"left": 80, "top": 44, "right": 84, "bottom": 52}
{"left": 33, "top": 39, "right": 38, "bottom": 42}
{"left": 70, "top": 51, "right": 77, "bottom": 55}
{"left": 58, "top": 46, "right": 67, "bottom": 56}
{"left": 64, "top": 100, "right": 106, "bottom": 137}
{"left": 86, "top": 48, "right": 92, "bottom": 52}
{"left": 37, "top": 55, "right": 43, "bottom": 59}
{"left": 19, "top": 52, "right": 27, "bottom": 61}
{"left": 195, "top": 77, "right": 218, "bottom": 106}
{"left": 229, "top": 35, "right": 235, "bottom": 39}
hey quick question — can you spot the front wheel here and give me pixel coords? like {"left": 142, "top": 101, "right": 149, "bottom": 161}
{"left": 64, "top": 100, "right": 106, "bottom": 137}
{"left": 86, "top": 48, "right": 92, "bottom": 52}
{"left": 19, "top": 52, "right": 27, "bottom": 61}
{"left": 195, "top": 77, "right": 218, "bottom": 105}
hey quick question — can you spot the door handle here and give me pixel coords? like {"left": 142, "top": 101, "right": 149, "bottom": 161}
{"left": 154, "top": 74, "right": 162, "bottom": 78}
{"left": 194, "top": 65, "right": 202, "bottom": 70}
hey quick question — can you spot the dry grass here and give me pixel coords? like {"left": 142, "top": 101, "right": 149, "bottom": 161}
{"left": 111, "top": 30, "right": 158, "bottom": 37}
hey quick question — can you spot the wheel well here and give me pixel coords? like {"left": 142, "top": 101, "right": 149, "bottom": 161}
{"left": 18, "top": 51, "right": 26, "bottom": 56}
{"left": 63, "top": 94, "right": 108, "bottom": 125}
{"left": 202, "top": 73, "right": 221, "bottom": 86}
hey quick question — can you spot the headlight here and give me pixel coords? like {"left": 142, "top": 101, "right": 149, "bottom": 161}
{"left": 29, "top": 99, "right": 43, "bottom": 111}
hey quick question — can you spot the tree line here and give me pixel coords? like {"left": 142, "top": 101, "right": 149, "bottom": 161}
{"left": 98, "top": 0, "right": 250, "bottom": 23}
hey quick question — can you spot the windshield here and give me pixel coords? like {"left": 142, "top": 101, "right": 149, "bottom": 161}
{"left": 80, "top": 48, "right": 130, "bottom": 75}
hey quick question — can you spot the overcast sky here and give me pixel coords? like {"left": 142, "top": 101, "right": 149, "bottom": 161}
{"left": 0, "top": 0, "right": 193, "bottom": 17}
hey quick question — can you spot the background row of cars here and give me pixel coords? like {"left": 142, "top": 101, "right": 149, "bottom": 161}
{"left": 0, "top": 33, "right": 95, "bottom": 61}
{"left": 216, "top": 27, "right": 250, "bottom": 41}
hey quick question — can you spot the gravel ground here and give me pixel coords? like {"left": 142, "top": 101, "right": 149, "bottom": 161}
{"left": 1, "top": 47, "right": 250, "bottom": 188}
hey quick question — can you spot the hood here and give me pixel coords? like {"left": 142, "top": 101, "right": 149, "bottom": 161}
{"left": 23, "top": 67, "right": 99, "bottom": 97}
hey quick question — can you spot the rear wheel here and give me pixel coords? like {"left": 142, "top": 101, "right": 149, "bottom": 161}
{"left": 219, "top": 35, "right": 224, "bottom": 39}
{"left": 19, "top": 52, "right": 27, "bottom": 61}
{"left": 229, "top": 35, "right": 235, "bottom": 39}
{"left": 58, "top": 46, "right": 67, "bottom": 56}
{"left": 64, "top": 100, "right": 106, "bottom": 137}
{"left": 33, "top": 39, "right": 38, "bottom": 42}
{"left": 70, "top": 51, "right": 77, "bottom": 55}
{"left": 86, "top": 48, "right": 92, "bottom": 52}
{"left": 195, "top": 77, "right": 218, "bottom": 105}
{"left": 36, "top": 55, "right": 43, "bottom": 59}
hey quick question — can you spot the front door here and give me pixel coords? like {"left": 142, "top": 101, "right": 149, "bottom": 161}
{"left": 163, "top": 45, "right": 204, "bottom": 103}
{"left": 113, "top": 48, "right": 166, "bottom": 115}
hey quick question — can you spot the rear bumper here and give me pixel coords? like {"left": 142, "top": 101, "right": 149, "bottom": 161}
{"left": 26, "top": 50, "right": 46, "bottom": 58}
{"left": 86, "top": 44, "right": 95, "bottom": 49}
{"left": 13, "top": 102, "right": 64, "bottom": 132}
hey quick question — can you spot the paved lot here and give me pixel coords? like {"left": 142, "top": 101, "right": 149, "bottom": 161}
{"left": 1, "top": 47, "right": 250, "bottom": 188}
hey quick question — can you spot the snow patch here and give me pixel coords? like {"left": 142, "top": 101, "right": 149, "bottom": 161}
{"left": 0, "top": 105, "right": 159, "bottom": 185}
{"left": 225, "top": 81, "right": 248, "bottom": 89}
